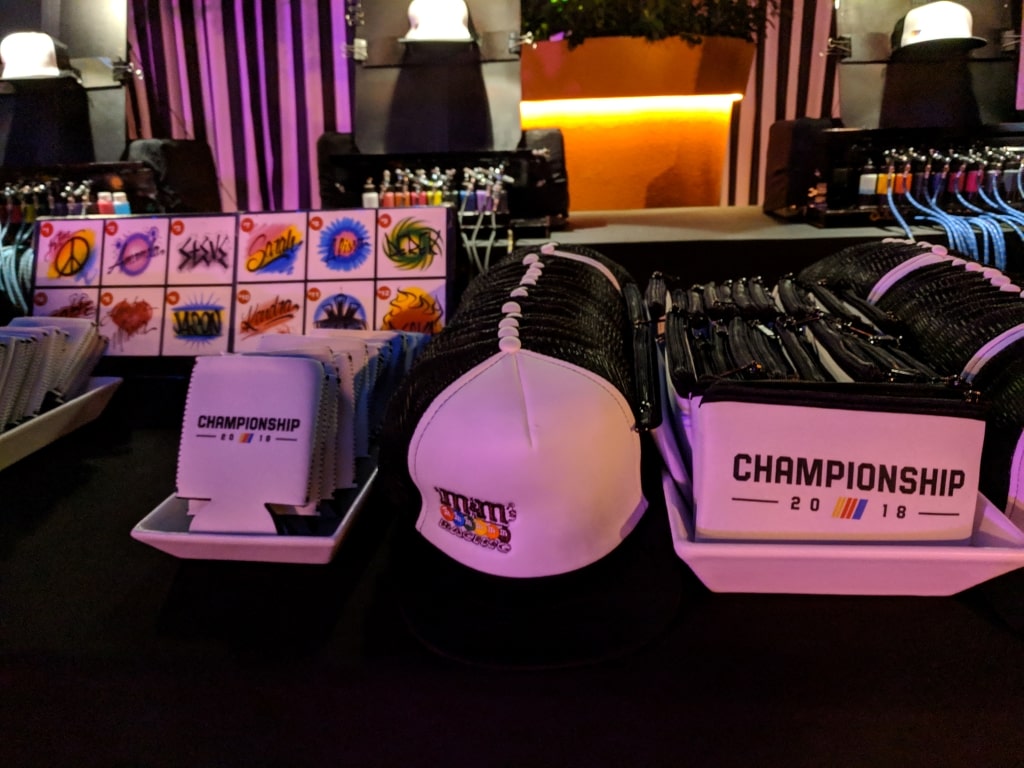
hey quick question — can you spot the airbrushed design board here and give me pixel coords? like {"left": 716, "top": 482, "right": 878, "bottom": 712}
{"left": 30, "top": 207, "right": 454, "bottom": 355}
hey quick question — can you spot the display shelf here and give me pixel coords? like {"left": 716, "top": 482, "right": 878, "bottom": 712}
{"left": 663, "top": 471, "right": 1024, "bottom": 596}
{"left": 0, "top": 376, "right": 122, "bottom": 472}
{"left": 131, "top": 459, "right": 378, "bottom": 564}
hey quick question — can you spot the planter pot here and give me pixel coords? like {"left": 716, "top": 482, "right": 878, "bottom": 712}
{"left": 519, "top": 36, "right": 756, "bottom": 211}
{"left": 520, "top": 35, "right": 755, "bottom": 101}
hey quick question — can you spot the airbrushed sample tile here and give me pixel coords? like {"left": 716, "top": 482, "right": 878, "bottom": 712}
{"left": 161, "top": 285, "right": 232, "bottom": 357}
{"left": 303, "top": 280, "right": 376, "bottom": 333}
{"left": 33, "top": 218, "right": 105, "bottom": 288}
{"left": 99, "top": 216, "right": 170, "bottom": 286}
{"left": 374, "top": 278, "right": 446, "bottom": 334}
{"left": 235, "top": 211, "right": 308, "bottom": 282}
{"left": 98, "top": 286, "right": 165, "bottom": 356}
{"left": 30, "top": 287, "right": 100, "bottom": 322}
{"left": 374, "top": 208, "right": 449, "bottom": 280}
{"left": 166, "top": 215, "right": 238, "bottom": 285}
{"left": 305, "top": 209, "right": 377, "bottom": 281}
{"left": 231, "top": 281, "right": 306, "bottom": 352}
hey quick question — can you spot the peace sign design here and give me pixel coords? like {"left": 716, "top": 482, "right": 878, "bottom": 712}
{"left": 52, "top": 233, "right": 94, "bottom": 278}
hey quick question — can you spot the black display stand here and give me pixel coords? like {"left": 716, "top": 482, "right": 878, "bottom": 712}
{"left": 351, "top": 0, "right": 522, "bottom": 155}
{"left": 0, "top": 76, "right": 95, "bottom": 167}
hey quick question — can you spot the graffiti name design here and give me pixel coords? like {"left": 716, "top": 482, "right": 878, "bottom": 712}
{"left": 245, "top": 226, "right": 303, "bottom": 275}
{"left": 110, "top": 229, "right": 163, "bottom": 277}
{"left": 239, "top": 295, "right": 299, "bottom": 338}
{"left": 173, "top": 309, "right": 223, "bottom": 339}
{"left": 173, "top": 295, "right": 226, "bottom": 345}
{"left": 178, "top": 234, "right": 231, "bottom": 272}
{"left": 52, "top": 292, "right": 95, "bottom": 318}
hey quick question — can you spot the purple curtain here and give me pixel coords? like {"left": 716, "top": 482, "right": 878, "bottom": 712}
{"left": 127, "top": 1, "right": 836, "bottom": 211}
{"left": 127, "top": 0, "right": 352, "bottom": 212}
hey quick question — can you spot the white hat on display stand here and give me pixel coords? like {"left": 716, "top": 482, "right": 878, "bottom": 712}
{"left": 0, "top": 32, "right": 62, "bottom": 79}
{"left": 890, "top": 1, "right": 987, "bottom": 60}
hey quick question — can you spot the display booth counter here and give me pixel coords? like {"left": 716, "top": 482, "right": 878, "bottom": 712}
{"left": 4, "top": 206, "right": 1024, "bottom": 768}
{"left": 3, "top": 399, "right": 1024, "bottom": 768}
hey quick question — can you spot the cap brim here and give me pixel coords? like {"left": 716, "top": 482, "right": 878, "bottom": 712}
{"left": 392, "top": 459, "right": 683, "bottom": 669}
{"left": 890, "top": 36, "right": 987, "bottom": 60}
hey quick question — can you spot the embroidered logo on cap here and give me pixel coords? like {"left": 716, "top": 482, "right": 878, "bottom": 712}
{"left": 434, "top": 486, "right": 516, "bottom": 553}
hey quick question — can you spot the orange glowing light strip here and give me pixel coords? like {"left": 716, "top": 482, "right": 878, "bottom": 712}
{"left": 520, "top": 94, "right": 742, "bottom": 121}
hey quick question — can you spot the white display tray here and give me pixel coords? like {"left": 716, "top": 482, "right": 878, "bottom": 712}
{"left": 663, "top": 471, "right": 1024, "bottom": 596}
{"left": 0, "top": 376, "right": 123, "bottom": 471}
{"left": 131, "top": 464, "right": 377, "bottom": 565}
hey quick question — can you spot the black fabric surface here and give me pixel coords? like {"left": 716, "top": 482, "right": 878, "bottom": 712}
{"left": 0, "top": 76, "right": 95, "bottom": 168}
{"left": 1, "top": 391, "right": 1024, "bottom": 767}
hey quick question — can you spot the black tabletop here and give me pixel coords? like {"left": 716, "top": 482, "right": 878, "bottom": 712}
{"left": 2, "top": 394, "right": 1024, "bottom": 768}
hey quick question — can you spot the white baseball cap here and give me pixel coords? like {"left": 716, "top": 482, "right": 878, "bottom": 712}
{"left": 409, "top": 348, "right": 646, "bottom": 578}
{"left": 0, "top": 32, "right": 61, "bottom": 79}
{"left": 890, "top": 1, "right": 986, "bottom": 60}
{"left": 381, "top": 244, "right": 682, "bottom": 667}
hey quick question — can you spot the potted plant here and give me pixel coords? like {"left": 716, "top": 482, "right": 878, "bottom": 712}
{"left": 521, "top": 0, "right": 777, "bottom": 48}
{"left": 519, "top": 0, "right": 778, "bottom": 99}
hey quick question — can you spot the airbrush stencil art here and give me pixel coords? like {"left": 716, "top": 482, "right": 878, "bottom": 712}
{"left": 30, "top": 206, "right": 452, "bottom": 355}
{"left": 100, "top": 286, "right": 164, "bottom": 356}
{"left": 232, "top": 281, "right": 307, "bottom": 353}
{"left": 237, "top": 212, "right": 308, "bottom": 282}
{"left": 234, "top": 212, "right": 311, "bottom": 354}
{"left": 376, "top": 281, "right": 445, "bottom": 335}
{"left": 161, "top": 286, "right": 232, "bottom": 356}
{"left": 34, "top": 219, "right": 104, "bottom": 288}
{"left": 100, "top": 218, "right": 169, "bottom": 287}
{"left": 308, "top": 209, "right": 376, "bottom": 282}
{"left": 167, "top": 216, "right": 237, "bottom": 286}
{"left": 31, "top": 289, "right": 97, "bottom": 321}
{"left": 376, "top": 208, "right": 448, "bottom": 280}
{"left": 304, "top": 280, "right": 375, "bottom": 332}
{"left": 32, "top": 219, "right": 104, "bottom": 323}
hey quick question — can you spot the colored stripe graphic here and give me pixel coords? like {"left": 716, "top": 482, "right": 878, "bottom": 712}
{"left": 239, "top": 433, "right": 254, "bottom": 443}
{"left": 831, "top": 498, "right": 849, "bottom": 518}
{"left": 852, "top": 498, "right": 868, "bottom": 520}
{"left": 832, "top": 498, "right": 868, "bottom": 519}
